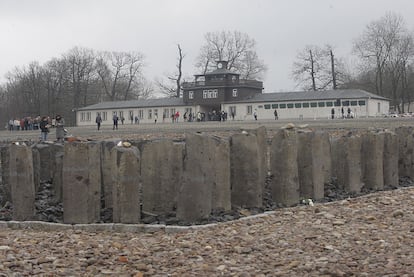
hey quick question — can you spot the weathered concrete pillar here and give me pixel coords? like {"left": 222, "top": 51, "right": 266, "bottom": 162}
{"left": 62, "top": 142, "right": 102, "bottom": 224}
{"left": 383, "top": 131, "right": 399, "bottom": 187}
{"left": 331, "top": 132, "right": 363, "bottom": 193}
{"left": 250, "top": 126, "right": 268, "bottom": 191}
{"left": 230, "top": 131, "right": 263, "bottom": 208}
{"left": 177, "top": 133, "right": 214, "bottom": 222}
{"left": 9, "top": 144, "right": 35, "bottom": 221}
{"left": 321, "top": 131, "right": 332, "bottom": 185}
{"left": 53, "top": 151, "right": 64, "bottom": 202}
{"left": 211, "top": 137, "right": 231, "bottom": 212}
{"left": 31, "top": 147, "right": 40, "bottom": 193}
{"left": 141, "top": 139, "right": 183, "bottom": 215}
{"left": 100, "top": 140, "right": 120, "bottom": 210}
{"left": 297, "top": 130, "right": 326, "bottom": 200}
{"left": 361, "top": 131, "right": 384, "bottom": 190}
{"left": 0, "top": 145, "right": 11, "bottom": 205}
{"left": 395, "top": 126, "right": 414, "bottom": 179}
{"left": 270, "top": 129, "right": 299, "bottom": 206}
{"left": 111, "top": 146, "right": 141, "bottom": 224}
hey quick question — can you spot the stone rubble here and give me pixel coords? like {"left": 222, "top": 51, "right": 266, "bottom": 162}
{"left": 0, "top": 187, "right": 413, "bottom": 276}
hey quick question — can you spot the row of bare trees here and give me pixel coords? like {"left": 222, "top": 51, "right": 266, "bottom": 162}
{"left": 0, "top": 47, "right": 150, "bottom": 125}
{"left": 292, "top": 12, "right": 414, "bottom": 112}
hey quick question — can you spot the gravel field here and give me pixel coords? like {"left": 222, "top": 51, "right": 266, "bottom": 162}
{"left": 1, "top": 117, "right": 414, "bottom": 276}
{"left": 0, "top": 187, "right": 413, "bottom": 276}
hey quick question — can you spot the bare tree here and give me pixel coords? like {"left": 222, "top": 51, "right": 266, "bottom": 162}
{"left": 155, "top": 44, "right": 185, "bottom": 97}
{"left": 292, "top": 44, "right": 347, "bottom": 91}
{"left": 353, "top": 12, "right": 406, "bottom": 97}
{"left": 195, "top": 31, "right": 266, "bottom": 79}
{"left": 64, "top": 47, "right": 96, "bottom": 109}
{"left": 96, "top": 50, "right": 146, "bottom": 101}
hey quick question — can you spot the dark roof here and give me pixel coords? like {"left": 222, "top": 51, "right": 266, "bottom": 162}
{"left": 77, "top": 97, "right": 185, "bottom": 111}
{"left": 226, "top": 89, "right": 389, "bottom": 104}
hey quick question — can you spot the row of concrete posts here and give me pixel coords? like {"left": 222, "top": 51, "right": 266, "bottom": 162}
{"left": 0, "top": 126, "right": 413, "bottom": 224}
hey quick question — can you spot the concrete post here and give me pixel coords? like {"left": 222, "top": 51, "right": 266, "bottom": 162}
{"left": 111, "top": 146, "right": 141, "bottom": 224}
{"left": 361, "top": 131, "right": 384, "bottom": 190}
{"left": 53, "top": 151, "right": 64, "bottom": 202}
{"left": 331, "top": 133, "right": 364, "bottom": 193}
{"left": 395, "top": 127, "right": 414, "bottom": 179}
{"left": 141, "top": 139, "right": 183, "bottom": 215}
{"left": 100, "top": 140, "right": 119, "bottom": 210}
{"left": 62, "top": 142, "right": 102, "bottom": 224}
{"left": 270, "top": 129, "right": 300, "bottom": 207}
{"left": 297, "top": 130, "right": 326, "bottom": 200}
{"left": 9, "top": 144, "right": 35, "bottom": 221}
{"left": 230, "top": 132, "right": 263, "bottom": 208}
{"left": 250, "top": 126, "right": 268, "bottom": 191}
{"left": 383, "top": 131, "right": 399, "bottom": 187}
{"left": 177, "top": 133, "right": 214, "bottom": 222}
{"left": 0, "top": 145, "right": 11, "bottom": 205}
{"left": 31, "top": 147, "right": 40, "bottom": 193}
{"left": 211, "top": 136, "right": 231, "bottom": 212}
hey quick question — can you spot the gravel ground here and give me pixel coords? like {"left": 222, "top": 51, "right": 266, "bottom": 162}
{"left": 0, "top": 187, "right": 413, "bottom": 276}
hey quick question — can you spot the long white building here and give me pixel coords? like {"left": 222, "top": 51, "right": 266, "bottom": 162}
{"left": 76, "top": 61, "right": 390, "bottom": 126}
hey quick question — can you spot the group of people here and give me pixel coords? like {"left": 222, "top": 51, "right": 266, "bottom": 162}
{"left": 7, "top": 116, "right": 42, "bottom": 131}
{"left": 331, "top": 107, "right": 354, "bottom": 119}
{"left": 39, "top": 115, "right": 65, "bottom": 143}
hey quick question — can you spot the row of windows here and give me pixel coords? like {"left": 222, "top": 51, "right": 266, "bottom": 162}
{"left": 203, "top": 89, "right": 218, "bottom": 98}
{"left": 188, "top": 89, "right": 238, "bottom": 99}
{"left": 263, "top": 100, "right": 366, "bottom": 110}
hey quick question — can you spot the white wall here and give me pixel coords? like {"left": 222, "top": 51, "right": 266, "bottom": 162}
{"left": 222, "top": 98, "right": 389, "bottom": 120}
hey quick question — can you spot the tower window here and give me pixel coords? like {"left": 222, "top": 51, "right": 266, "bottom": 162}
{"left": 232, "top": 89, "right": 238, "bottom": 97}
{"left": 188, "top": 91, "right": 194, "bottom": 99}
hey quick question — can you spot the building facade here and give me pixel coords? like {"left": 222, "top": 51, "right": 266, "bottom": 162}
{"left": 76, "top": 62, "right": 390, "bottom": 126}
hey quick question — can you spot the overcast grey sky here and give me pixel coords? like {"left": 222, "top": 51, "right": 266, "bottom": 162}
{"left": 0, "top": 0, "right": 413, "bottom": 93}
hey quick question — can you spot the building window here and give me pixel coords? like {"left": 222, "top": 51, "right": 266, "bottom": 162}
{"left": 287, "top": 103, "right": 294, "bottom": 108}
{"left": 279, "top": 104, "right": 286, "bottom": 109}
{"left": 310, "top": 102, "right": 317, "bottom": 108}
{"left": 326, "top": 102, "right": 333, "bottom": 107}
{"left": 295, "top": 103, "right": 302, "bottom": 108}
{"left": 271, "top": 104, "right": 278, "bottom": 109}
{"left": 119, "top": 111, "right": 124, "bottom": 119}
{"left": 203, "top": 89, "right": 218, "bottom": 98}
{"left": 81, "top": 112, "right": 85, "bottom": 121}
{"left": 334, "top": 99, "right": 341, "bottom": 106}
{"left": 377, "top": 103, "right": 381, "bottom": 113}
{"left": 148, "top": 109, "right": 152, "bottom": 119}
{"left": 189, "top": 91, "right": 194, "bottom": 99}
{"left": 358, "top": 100, "right": 366, "bottom": 106}
{"left": 342, "top": 100, "right": 350, "bottom": 106}
{"left": 247, "top": 105, "right": 253, "bottom": 115}
{"left": 138, "top": 110, "right": 144, "bottom": 119}
{"left": 318, "top": 102, "right": 325, "bottom": 107}
{"left": 264, "top": 104, "right": 271, "bottom": 109}
{"left": 170, "top": 108, "right": 176, "bottom": 118}
{"left": 102, "top": 112, "right": 107, "bottom": 121}
{"left": 85, "top": 112, "right": 91, "bottom": 121}
{"left": 232, "top": 89, "right": 238, "bottom": 97}
{"left": 302, "top": 103, "right": 309, "bottom": 108}
{"left": 129, "top": 110, "right": 134, "bottom": 120}
{"left": 351, "top": 101, "right": 358, "bottom": 106}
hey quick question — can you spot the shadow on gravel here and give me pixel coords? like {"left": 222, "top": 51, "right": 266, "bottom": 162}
{"left": 1, "top": 176, "right": 413, "bottom": 226}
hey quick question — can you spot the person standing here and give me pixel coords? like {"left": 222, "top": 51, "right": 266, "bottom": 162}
{"left": 39, "top": 116, "right": 50, "bottom": 142}
{"left": 154, "top": 114, "right": 158, "bottom": 124}
{"left": 274, "top": 109, "right": 278, "bottom": 120}
{"left": 113, "top": 113, "right": 119, "bottom": 130}
{"left": 253, "top": 110, "right": 258, "bottom": 120}
{"left": 341, "top": 107, "right": 345, "bottom": 119}
{"left": 96, "top": 114, "right": 102, "bottom": 130}
{"left": 331, "top": 108, "right": 335, "bottom": 119}
{"left": 55, "top": 115, "right": 65, "bottom": 143}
